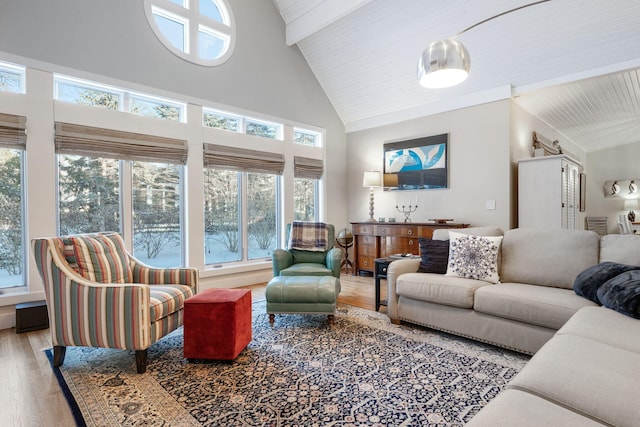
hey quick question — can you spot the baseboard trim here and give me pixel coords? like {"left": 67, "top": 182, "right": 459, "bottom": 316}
{"left": 0, "top": 311, "right": 15, "bottom": 331}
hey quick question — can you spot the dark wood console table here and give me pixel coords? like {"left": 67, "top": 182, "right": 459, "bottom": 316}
{"left": 350, "top": 221, "right": 469, "bottom": 275}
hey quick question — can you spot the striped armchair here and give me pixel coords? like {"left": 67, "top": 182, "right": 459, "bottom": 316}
{"left": 32, "top": 232, "right": 198, "bottom": 373}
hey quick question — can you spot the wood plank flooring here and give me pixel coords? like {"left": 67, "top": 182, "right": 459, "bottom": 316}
{"left": 0, "top": 272, "right": 383, "bottom": 426}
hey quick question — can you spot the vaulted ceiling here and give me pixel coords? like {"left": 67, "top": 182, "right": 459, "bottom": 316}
{"left": 272, "top": 0, "right": 640, "bottom": 153}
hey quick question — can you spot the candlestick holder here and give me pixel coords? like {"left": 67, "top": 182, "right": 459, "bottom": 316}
{"left": 395, "top": 203, "right": 418, "bottom": 223}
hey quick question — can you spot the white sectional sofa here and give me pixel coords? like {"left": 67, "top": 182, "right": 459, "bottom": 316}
{"left": 386, "top": 227, "right": 640, "bottom": 426}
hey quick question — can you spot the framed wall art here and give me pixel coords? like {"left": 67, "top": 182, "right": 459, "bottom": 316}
{"left": 383, "top": 133, "right": 448, "bottom": 191}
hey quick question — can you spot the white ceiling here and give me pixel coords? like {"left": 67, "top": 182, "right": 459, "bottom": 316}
{"left": 272, "top": 0, "right": 640, "bottom": 153}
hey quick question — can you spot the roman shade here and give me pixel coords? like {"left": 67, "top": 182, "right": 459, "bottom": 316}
{"left": 294, "top": 156, "right": 323, "bottom": 179}
{"left": 0, "top": 113, "right": 27, "bottom": 150}
{"left": 203, "top": 143, "right": 285, "bottom": 175}
{"left": 54, "top": 122, "right": 188, "bottom": 165}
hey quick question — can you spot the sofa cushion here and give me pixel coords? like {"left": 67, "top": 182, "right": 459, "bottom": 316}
{"left": 417, "top": 238, "right": 449, "bottom": 274}
{"left": 600, "top": 234, "right": 640, "bottom": 265}
{"left": 446, "top": 232, "right": 502, "bottom": 284}
{"left": 396, "top": 272, "right": 492, "bottom": 309}
{"left": 500, "top": 228, "right": 599, "bottom": 289}
{"left": 509, "top": 334, "right": 640, "bottom": 427}
{"left": 474, "top": 283, "right": 597, "bottom": 329}
{"left": 557, "top": 306, "right": 640, "bottom": 354}
{"left": 597, "top": 270, "right": 640, "bottom": 319}
{"left": 70, "top": 233, "right": 133, "bottom": 283}
{"left": 573, "top": 261, "right": 640, "bottom": 303}
{"left": 466, "top": 389, "right": 605, "bottom": 427}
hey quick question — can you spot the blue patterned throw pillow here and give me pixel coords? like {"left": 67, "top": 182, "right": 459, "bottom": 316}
{"left": 445, "top": 231, "right": 503, "bottom": 284}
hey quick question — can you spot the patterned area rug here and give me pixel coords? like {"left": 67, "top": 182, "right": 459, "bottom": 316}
{"left": 48, "top": 302, "right": 529, "bottom": 426}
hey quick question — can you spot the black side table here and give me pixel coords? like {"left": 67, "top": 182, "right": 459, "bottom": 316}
{"left": 374, "top": 258, "right": 392, "bottom": 311}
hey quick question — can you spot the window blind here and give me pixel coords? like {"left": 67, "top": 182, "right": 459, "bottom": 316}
{"left": 203, "top": 143, "right": 285, "bottom": 175}
{"left": 294, "top": 156, "right": 323, "bottom": 179}
{"left": 54, "top": 122, "right": 188, "bottom": 165}
{"left": 0, "top": 113, "right": 27, "bottom": 150}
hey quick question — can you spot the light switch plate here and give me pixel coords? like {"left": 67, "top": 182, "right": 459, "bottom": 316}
{"left": 485, "top": 200, "right": 496, "bottom": 210}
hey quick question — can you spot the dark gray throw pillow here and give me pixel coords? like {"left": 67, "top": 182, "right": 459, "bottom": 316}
{"left": 573, "top": 262, "right": 640, "bottom": 303}
{"left": 597, "top": 270, "right": 640, "bottom": 319}
{"left": 417, "top": 238, "right": 449, "bottom": 274}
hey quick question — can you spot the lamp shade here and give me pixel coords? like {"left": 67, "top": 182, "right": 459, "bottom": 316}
{"left": 418, "top": 39, "right": 470, "bottom": 89}
{"left": 362, "top": 170, "right": 382, "bottom": 187}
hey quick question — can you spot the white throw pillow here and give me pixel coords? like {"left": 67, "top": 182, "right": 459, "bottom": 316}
{"left": 445, "top": 231, "right": 503, "bottom": 284}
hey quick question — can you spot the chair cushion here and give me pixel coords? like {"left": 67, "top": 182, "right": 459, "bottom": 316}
{"left": 150, "top": 285, "right": 194, "bottom": 322}
{"left": 290, "top": 249, "right": 327, "bottom": 264}
{"left": 280, "top": 263, "right": 333, "bottom": 276}
{"left": 69, "top": 233, "right": 133, "bottom": 283}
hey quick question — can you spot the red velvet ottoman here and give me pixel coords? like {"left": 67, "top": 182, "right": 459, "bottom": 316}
{"left": 183, "top": 288, "right": 252, "bottom": 361}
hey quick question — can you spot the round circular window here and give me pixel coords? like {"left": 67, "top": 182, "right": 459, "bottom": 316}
{"left": 144, "top": 0, "right": 235, "bottom": 66}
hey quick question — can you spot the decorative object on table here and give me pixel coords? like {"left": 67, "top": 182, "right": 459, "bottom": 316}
{"left": 378, "top": 217, "right": 386, "bottom": 222}
{"left": 383, "top": 133, "right": 448, "bottom": 190}
{"left": 335, "top": 228, "right": 354, "bottom": 274}
{"left": 429, "top": 218, "right": 454, "bottom": 224}
{"left": 362, "top": 170, "right": 382, "bottom": 222}
{"left": 388, "top": 217, "right": 396, "bottom": 222}
{"left": 624, "top": 199, "right": 638, "bottom": 222}
{"left": 388, "top": 253, "right": 420, "bottom": 260}
{"left": 417, "top": 0, "right": 552, "bottom": 89}
{"left": 396, "top": 197, "right": 418, "bottom": 223}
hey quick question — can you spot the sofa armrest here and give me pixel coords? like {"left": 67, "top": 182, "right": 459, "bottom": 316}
{"left": 129, "top": 256, "right": 198, "bottom": 293}
{"left": 272, "top": 249, "right": 293, "bottom": 276}
{"left": 326, "top": 247, "right": 343, "bottom": 278}
{"left": 387, "top": 258, "right": 421, "bottom": 322}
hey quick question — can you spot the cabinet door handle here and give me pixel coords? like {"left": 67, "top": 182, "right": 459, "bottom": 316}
{"left": 408, "top": 239, "right": 414, "bottom": 245}
{"left": 407, "top": 229, "right": 413, "bottom": 235}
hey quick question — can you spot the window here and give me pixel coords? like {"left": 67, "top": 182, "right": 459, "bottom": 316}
{"left": 0, "top": 61, "right": 25, "bottom": 94}
{"left": 203, "top": 109, "right": 240, "bottom": 132}
{"left": 294, "top": 128, "right": 322, "bottom": 147}
{"left": 55, "top": 77, "right": 121, "bottom": 110}
{"left": 144, "top": 0, "right": 235, "bottom": 66}
{"left": 294, "top": 178, "right": 318, "bottom": 221}
{"left": 55, "top": 122, "right": 188, "bottom": 268}
{"left": 58, "top": 155, "right": 121, "bottom": 235}
{"left": 54, "top": 75, "right": 186, "bottom": 122}
{"left": 293, "top": 156, "right": 323, "bottom": 222}
{"left": 203, "top": 144, "right": 283, "bottom": 265}
{"left": 133, "top": 162, "right": 183, "bottom": 267}
{"left": 203, "top": 109, "right": 283, "bottom": 140}
{"left": 0, "top": 114, "right": 27, "bottom": 292}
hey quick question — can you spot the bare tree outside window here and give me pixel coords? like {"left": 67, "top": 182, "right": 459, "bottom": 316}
{"left": 0, "top": 149, "right": 24, "bottom": 287}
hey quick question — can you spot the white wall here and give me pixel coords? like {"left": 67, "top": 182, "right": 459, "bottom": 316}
{"left": 347, "top": 101, "right": 512, "bottom": 231}
{"left": 586, "top": 142, "right": 640, "bottom": 234}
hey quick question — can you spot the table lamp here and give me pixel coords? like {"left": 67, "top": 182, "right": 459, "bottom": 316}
{"left": 363, "top": 171, "right": 382, "bottom": 222}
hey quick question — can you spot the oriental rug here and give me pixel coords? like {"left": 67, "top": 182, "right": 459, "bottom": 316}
{"left": 47, "top": 302, "right": 528, "bottom": 426}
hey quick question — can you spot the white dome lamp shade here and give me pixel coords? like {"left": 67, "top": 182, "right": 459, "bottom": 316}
{"left": 418, "top": 39, "right": 470, "bottom": 89}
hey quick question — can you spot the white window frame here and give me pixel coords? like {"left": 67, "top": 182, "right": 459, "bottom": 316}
{"left": 0, "top": 60, "right": 26, "bottom": 94}
{"left": 144, "top": 0, "right": 236, "bottom": 66}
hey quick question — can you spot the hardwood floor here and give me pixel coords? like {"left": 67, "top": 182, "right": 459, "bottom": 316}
{"left": 0, "top": 272, "right": 382, "bottom": 426}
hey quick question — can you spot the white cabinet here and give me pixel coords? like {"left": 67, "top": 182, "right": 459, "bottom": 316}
{"left": 518, "top": 155, "right": 581, "bottom": 229}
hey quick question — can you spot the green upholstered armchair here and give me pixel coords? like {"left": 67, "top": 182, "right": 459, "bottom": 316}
{"left": 272, "top": 223, "right": 342, "bottom": 278}
{"left": 32, "top": 232, "right": 198, "bottom": 374}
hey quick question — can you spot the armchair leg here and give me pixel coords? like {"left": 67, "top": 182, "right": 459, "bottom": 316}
{"left": 53, "top": 346, "right": 66, "bottom": 367}
{"left": 135, "top": 349, "right": 148, "bottom": 374}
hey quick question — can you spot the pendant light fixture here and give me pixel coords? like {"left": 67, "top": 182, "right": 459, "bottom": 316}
{"left": 418, "top": 0, "right": 552, "bottom": 89}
